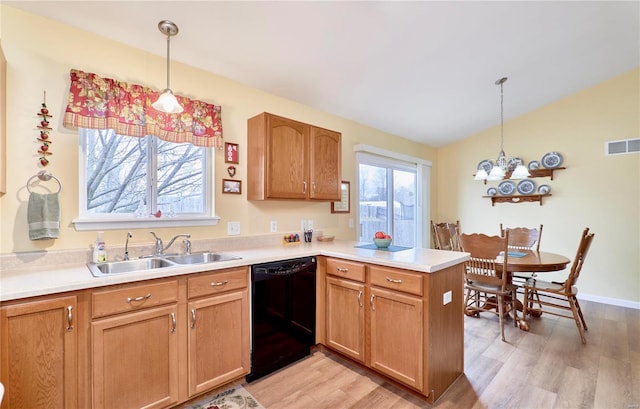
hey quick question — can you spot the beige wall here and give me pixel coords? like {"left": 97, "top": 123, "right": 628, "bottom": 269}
{"left": 437, "top": 68, "right": 640, "bottom": 305}
{"left": 1, "top": 7, "right": 638, "bottom": 306}
{"left": 0, "top": 6, "right": 434, "bottom": 254}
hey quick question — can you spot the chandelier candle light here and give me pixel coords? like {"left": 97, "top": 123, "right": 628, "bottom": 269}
{"left": 475, "top": 77, "right": 530, "bottom": 181}
{"left": 152, "top": 20, "right": 184, "bottom": 114}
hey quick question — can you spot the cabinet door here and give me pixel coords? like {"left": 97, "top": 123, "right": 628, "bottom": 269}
{"left": 309, "top": 127, "right": 341, "bottom": 200}
{"left": 187, "top": 289, "right": 249, "bottom": 396}
{"left": 325, "top": 277, "right": 365, "bottom": 363}
{"left": 369, "top": 287, "right": 423, "bottom": 391}
{"left": 92, "top": 305, "right": 179, "bottom": 409}
{"left": 0, "top": 296, "right": 78, "bottom": 409}
{"left": 266, "top": 115, "right": 309, "bottom": 199}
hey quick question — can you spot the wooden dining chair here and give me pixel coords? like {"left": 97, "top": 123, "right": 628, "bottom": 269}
{"left": 459, "top": 231, "right": 518, "bottom": 342}
{"left": 522, "top": 228, "right": 595, "bottom": 344}
{"left": 500, "top": 224, "right": 543, "bottom": 286}
{"left": 431, "top": 220, "right": 461, "bottom": 251}
{"left": 500, "top": 224, "right": 543, "bottom": 252}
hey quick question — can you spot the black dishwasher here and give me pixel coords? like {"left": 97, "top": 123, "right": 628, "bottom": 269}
{"left": 246, "top": 256, "right": 316, "bottom": 383}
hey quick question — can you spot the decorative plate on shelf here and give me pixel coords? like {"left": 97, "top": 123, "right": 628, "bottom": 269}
{"left": 477, "top": 159, "right": 494, "bottom": 173}
{"left": 528, "top": 160, "right": 540, "bottom": 170}
{"left": 497, "top": 180, "right": 516, "bottom": 196}
{"left": 538, "top": 184, "right": 551, "bottom": 194}
{"left": 517, "top": 179, "right": 537, "bottom": 195}
{"left": 487, "top": 187, "right": 498, "bottom": 196}
{"left": 541, "top": 152, "right": 563, "bottom": 169}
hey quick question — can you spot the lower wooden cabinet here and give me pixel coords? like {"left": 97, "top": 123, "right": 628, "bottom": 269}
{"left": 91, "top": 305, "right": 179, "bottom": 409}
{"left": 0, "top": 295, "right": 78, "bottom": 409}
{"left": 187, "top": 268, "right": 249, "bottom": 396}
{"left": 325, "top": 276, "right": 365, "bottom": 363}
{"left": 323, "top": 257, "right": 464, "bottom": 403}
{"left": 369, "top": 286, "right": 423, "bottom": 390}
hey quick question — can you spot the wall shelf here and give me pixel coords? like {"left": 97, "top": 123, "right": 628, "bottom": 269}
{"left": 482, "top": 193, "right": 552, "bottom": 206}
{"left": 475, "top": 167, "right": 566, "bottom": 184}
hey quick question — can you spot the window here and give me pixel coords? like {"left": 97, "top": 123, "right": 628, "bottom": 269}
{"left": 355, "top": 145, "right": 431, "bottom": 248}
{"left": 73, "top": 128, "right": 217, "bottom": 230}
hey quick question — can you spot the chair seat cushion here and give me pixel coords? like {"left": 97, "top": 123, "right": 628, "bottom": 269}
{"left": 465, "top": 281, "right": 516, "bottom": 295}
{"left": 524, "top": 278, "right": 578, "bottom": 295}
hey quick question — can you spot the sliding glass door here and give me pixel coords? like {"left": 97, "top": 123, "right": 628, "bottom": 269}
{"left": 358, "top": 158, "right": 417, "bottom": 247}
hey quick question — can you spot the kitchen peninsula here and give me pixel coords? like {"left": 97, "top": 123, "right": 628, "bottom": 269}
{"left": 0, "top": 239, "right": 468, "bottom": 407}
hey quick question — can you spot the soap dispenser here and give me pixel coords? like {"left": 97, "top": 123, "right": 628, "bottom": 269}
{"left": 93, "top": 231, "right": 107, "bottom": 263}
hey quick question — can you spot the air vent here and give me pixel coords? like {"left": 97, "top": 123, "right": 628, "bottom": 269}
{"left": 606, "top": 138, "right": 640, "bottom": 155}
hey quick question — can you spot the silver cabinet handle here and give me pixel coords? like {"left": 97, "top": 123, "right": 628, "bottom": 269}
{"left": 210, "top": 280, "right": 228, "bottom": 287}
{"left": 67, "top": 306, "right": 73, "bottom": 331}
{"left": 385, "top": 277, "right": 402, "bottom": 284}
{"left": 170, "top": 312, "right": 176, "bottom": 334}
{"left": 336, "top": 267, "right": 349, "bottom": 273}
{"left": 127, "top": 293, "right": 151, "bottom": 303}
{"left": 358, "top": 291, "right": 363, "bottom": 308}
{"left": 191, "top": 309, "right": 196, "bottom": 329}
{"left": 370, "top": 294, "right": 376, "bottom": 311}
{"left": 312, "top": 182, "right": 316, "bottom": 193}
{"left": 303, "top": 181, "right": 307, "bottom": 194}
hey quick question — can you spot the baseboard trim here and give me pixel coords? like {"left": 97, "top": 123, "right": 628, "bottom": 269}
{"left": 578, "top": 293, "right": 640, "bottom": 310}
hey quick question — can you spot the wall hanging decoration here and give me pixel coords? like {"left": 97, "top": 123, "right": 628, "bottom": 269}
{"left": 225, "top": 142, "right": 239, "bottom": 164}
{"left": 37, "top": 91, "right": 53, "bottom": 166}
{"left": 222, "top": 179, "right": 241, "bottom": 194}
{"left": 227, "top": 165, "right": 236, "bottom": 177}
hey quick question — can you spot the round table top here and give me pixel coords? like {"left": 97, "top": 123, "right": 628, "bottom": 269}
{"left": 504, "top": 250, "right": 571, "bottom": 273}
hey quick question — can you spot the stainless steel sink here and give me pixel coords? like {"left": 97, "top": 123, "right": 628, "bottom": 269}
{"left": 87, "top": 252, "right": 242, "bottom": 277}
{"left": 88, "top": 258, "right": 176, "bottom": 277}
{"left": 163, "top": 252, "right": 242, "bottom": 265}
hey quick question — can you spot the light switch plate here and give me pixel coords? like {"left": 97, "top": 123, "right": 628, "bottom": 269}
{"left": 228, "top": 221, "right": 240, "bottom": 236}
{"left": 270, "top": 221, "right": 278, "bottom": 232}
{"left": 443, "top": 290, "right": 452, "bottom": 305}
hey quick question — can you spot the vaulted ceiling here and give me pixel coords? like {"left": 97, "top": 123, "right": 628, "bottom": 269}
{"left": 5, "top": 1, "right": 639, "bottom": 147}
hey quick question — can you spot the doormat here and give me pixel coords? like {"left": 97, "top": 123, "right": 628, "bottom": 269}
{"left": 355, "top": 243, "right": 412, "bottom": 252}
{"left": 188, "top": 385, "right": 264, "bottom": 409}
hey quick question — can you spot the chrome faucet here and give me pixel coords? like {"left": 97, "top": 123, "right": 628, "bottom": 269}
{"left": 183, "top": 239, "right": 192, "bottom": 255}
{"left": 123, "top": 232, "right": 133, "bottom": 260}
{"left": 149, "top": 232, "right": 191, "bottom": 255}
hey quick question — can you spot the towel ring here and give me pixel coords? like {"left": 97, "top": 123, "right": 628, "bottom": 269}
{"left": 26, "top": 171, "right": 62, "bottom": 194}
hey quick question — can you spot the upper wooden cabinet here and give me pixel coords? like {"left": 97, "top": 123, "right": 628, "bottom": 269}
{"left": 247, "top": 112, "right": 342, "bottom": 201}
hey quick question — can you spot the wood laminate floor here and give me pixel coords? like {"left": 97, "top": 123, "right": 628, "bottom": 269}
{"left": 184, "top": 299, "right": 640, "bottom": 409}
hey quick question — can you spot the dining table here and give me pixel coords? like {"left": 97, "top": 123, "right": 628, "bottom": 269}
{"left": 464, "top": 249, "right": 571, "bottom": 331}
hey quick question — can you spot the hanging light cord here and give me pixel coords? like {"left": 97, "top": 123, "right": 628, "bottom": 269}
{"left": 496, "top": 77, "right": 507, "bottom": 155}
{"left": 165, "top": 32, "right": 171, "bottom": 91}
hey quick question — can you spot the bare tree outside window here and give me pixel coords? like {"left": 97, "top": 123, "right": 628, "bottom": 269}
{"left": 82, "top": 128, "right": 207, "bottom": 218}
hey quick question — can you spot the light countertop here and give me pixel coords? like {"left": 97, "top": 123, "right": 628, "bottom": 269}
{"left": 0, "top": 240, "right": 468, "bottom": 302}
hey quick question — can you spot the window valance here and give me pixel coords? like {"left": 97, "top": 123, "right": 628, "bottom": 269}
{"left": 63, "top": 69, "right": 223, "bottom": 148}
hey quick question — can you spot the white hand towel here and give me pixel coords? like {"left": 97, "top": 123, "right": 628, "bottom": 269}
{"left": 28, "top": 192, "right": 60, "bottom": 240}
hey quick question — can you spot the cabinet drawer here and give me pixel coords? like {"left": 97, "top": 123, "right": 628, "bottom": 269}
{"left": 188, "top": 267, "right": 248, "bottom": 299}
{"left": 370, "top": 266, "right": 423, "bottom": 296}
{"left": 326, "top": 258, "right": 366, "bottom": 282}
{"left": 92, "top": 280, "right": 178, "bottom": 318}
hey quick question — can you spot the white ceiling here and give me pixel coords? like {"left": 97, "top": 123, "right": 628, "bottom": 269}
{"left": 5, "top": 1, "right": 640, "bottom": 147}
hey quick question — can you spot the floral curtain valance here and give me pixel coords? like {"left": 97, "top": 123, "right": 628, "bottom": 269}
{"left": 63, "top": 69, "right": 223, "bottom": 148}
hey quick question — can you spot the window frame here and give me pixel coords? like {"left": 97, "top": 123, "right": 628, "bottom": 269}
{"left": 72, "top": 129, "right": 219, "bottom": 231}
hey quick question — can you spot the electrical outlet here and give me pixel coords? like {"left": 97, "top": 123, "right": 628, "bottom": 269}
{"left": 443, "top": 290, "right": 452, "bottom": 305}
{"left": 228, "top": 221, "right": 240, "bottom": 236}
{"left": 301, "top": 219, "right": 307, "bottom": 231}
{"left": 349, "top": 218, "right": 354, "bottom": 228}
{"left": 270, "top": 220, "right": 278, "bottom": 232}
{"left": 307, "top": 219, "right": 314, "bottom": 230}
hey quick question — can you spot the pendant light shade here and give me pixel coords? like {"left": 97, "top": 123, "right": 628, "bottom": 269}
{"left": 152, "top": 20, "right": 183, "bottom": 114}
{"left": 474, "top": 77, "right": 530, "bottom": 181}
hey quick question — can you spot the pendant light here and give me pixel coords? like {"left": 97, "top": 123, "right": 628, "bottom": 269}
{"left": 476, "top": 77, "right": 530, "bottom": 181}
{"left": 152, "top": 20, "right": 183, "bottom": 114}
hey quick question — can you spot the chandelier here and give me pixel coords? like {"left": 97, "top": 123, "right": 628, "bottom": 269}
{"left": 152, "top": 20, "right": 184, "bottom": 114}
{"left": 474, "top": 77, "right": 529, "bottom": 181}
